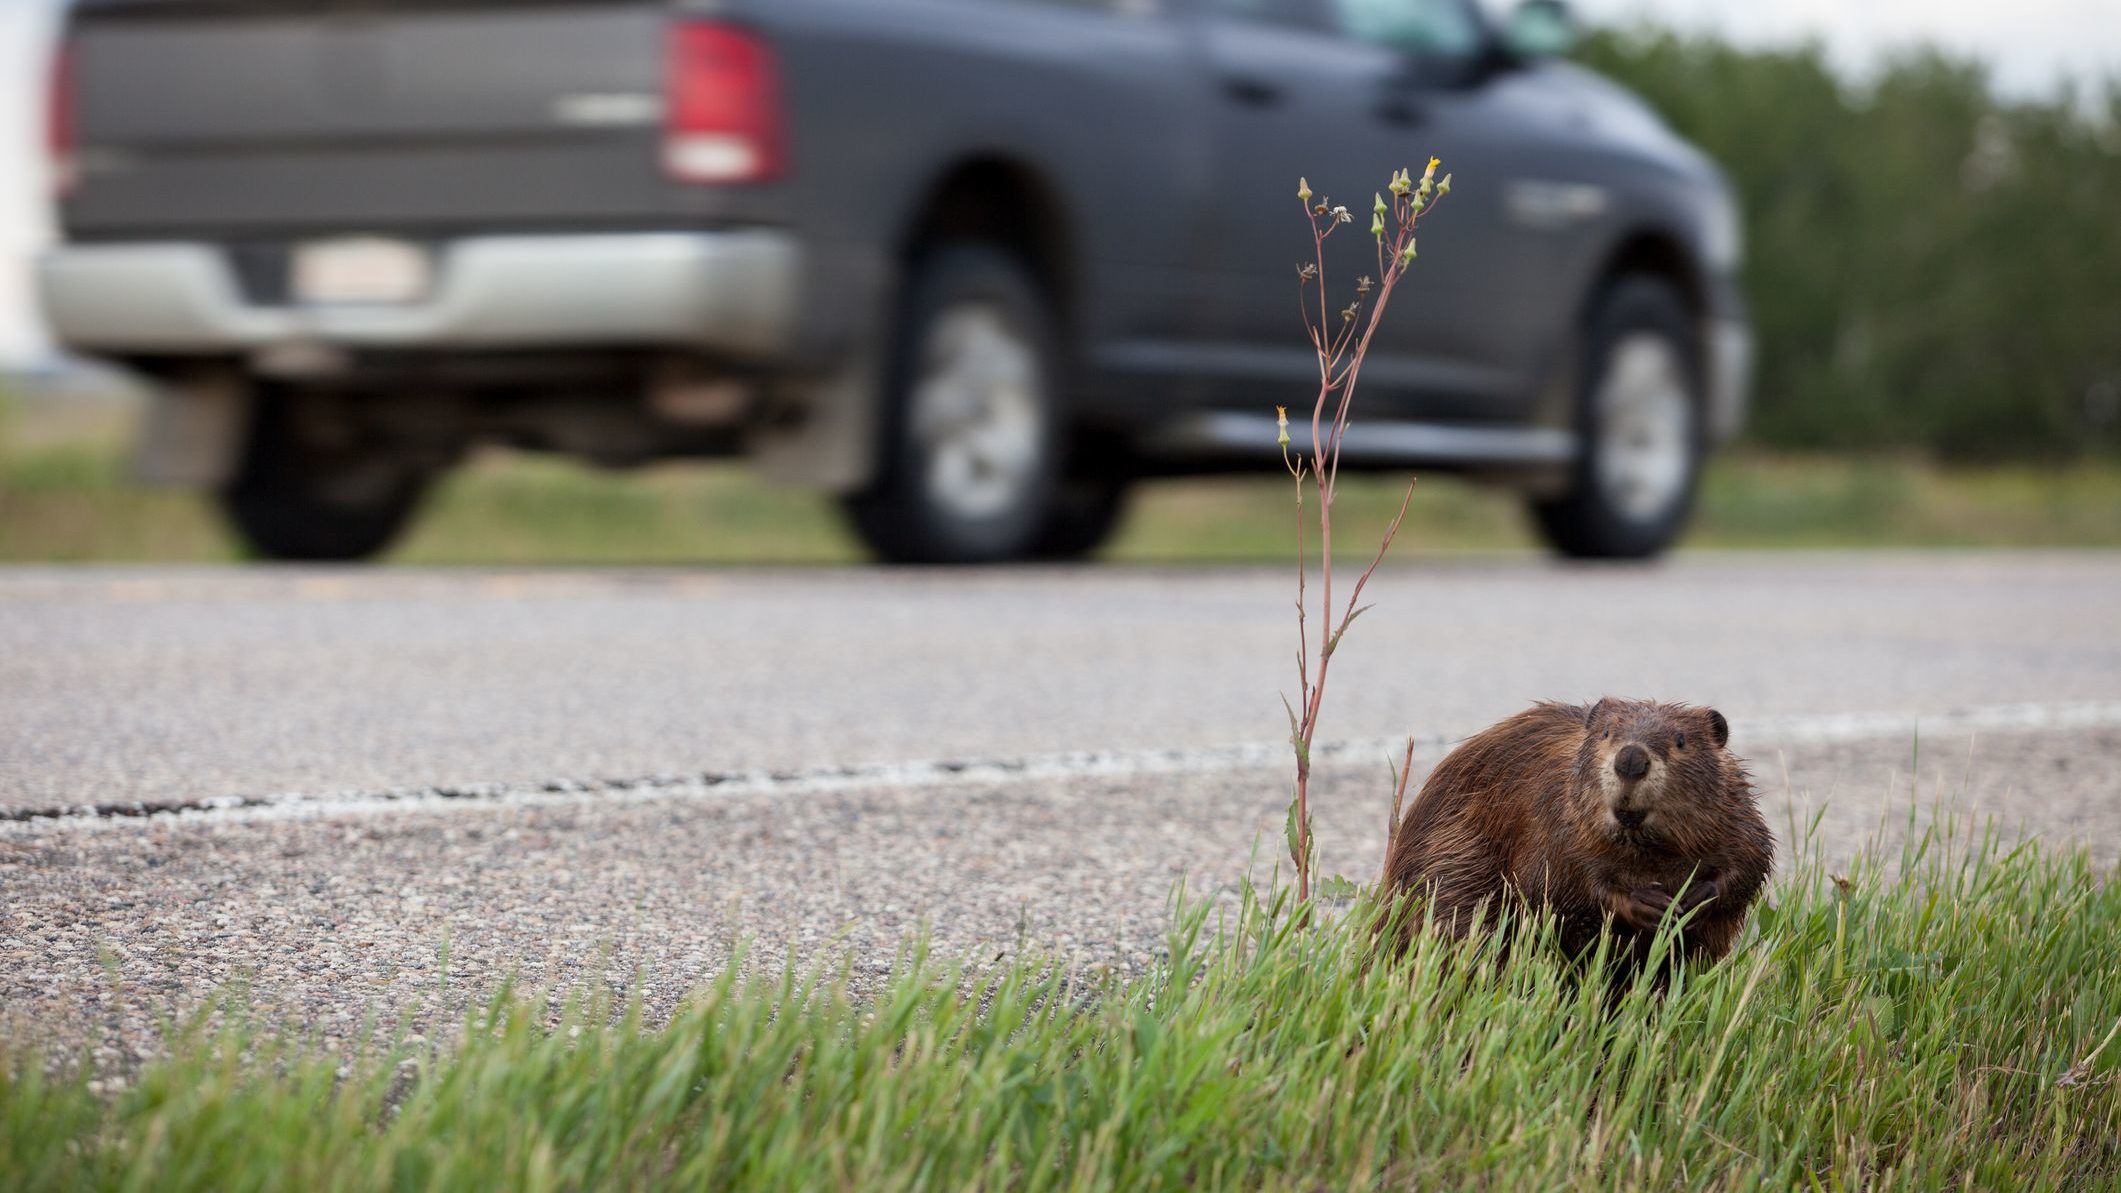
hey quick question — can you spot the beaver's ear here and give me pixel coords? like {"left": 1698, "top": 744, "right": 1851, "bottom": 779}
{"left": 1585, "top": 697, "right": 1612, "bottom": 727}
{"left": 1706, "top": 709, "right": 1730, "bottom": 748}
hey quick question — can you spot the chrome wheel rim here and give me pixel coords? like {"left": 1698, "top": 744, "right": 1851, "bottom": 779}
{"left": 1594, "top": 333, "right": 1694, "bottom": 524}
{"left": 911, "top": 304, "right": 1043, "bottom": 521}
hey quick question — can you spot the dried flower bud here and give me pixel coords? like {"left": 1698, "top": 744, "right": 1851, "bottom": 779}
{"left": 1276, "top": 405, "right": 1290, "bottom": 448}
{"left": 1356, "top": 276, "right": 1373, "bottom": 295}
{"left": 1297, "top": 177, "right": 1312, "bottom": 203}
{"left": 1297, "top": 262, "right": 1318, "bottom": 281}
{"left": 1341, "top": 303, "right": 1358, "bottom": 322}
{"left": 1331, "top": 205, "right": 1351, "bottom": 224}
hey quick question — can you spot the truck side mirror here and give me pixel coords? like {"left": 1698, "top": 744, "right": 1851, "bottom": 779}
{"left": 1502, "top": 0, "right": 1577, "bottom": 60}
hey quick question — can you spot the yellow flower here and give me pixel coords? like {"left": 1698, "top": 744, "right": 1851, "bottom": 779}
{"left": 1275, "top": 405, "right": 1291, "bottom": 447}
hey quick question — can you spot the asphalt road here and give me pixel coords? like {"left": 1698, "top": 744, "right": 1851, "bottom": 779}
{"left": 4, "top": 553, "right": 2119, "bottom": 1063}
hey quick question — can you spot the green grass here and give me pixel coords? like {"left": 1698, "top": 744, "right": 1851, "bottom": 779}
{"left": 8, "top": 442, "right": 2121, "bottom": 564}
{"left": 7, "top": 825, "right": 2117, "bottom": 1190}
{"left": 5, "top": 430, "right": 2120, "bottom": 564}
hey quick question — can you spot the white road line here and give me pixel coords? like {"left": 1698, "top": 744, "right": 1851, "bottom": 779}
{"left": 8, "top": 700, "right": 2120, "bottom": 835}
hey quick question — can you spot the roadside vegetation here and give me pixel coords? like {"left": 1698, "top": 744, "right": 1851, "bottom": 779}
{"left": 4, "top": 824, "right": 2116, "bottom": 1190}
{"left": 1274, "top": 162, "right": 1447, "bottom": 901}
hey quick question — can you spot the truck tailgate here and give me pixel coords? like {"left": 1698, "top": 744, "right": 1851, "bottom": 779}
{"left": 61, "top": 0, "right": 691, "bottom": 236}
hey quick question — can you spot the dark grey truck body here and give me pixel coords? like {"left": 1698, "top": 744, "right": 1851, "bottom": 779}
{"left": 42, "top": 0, "right": 1750, "bottom": 561}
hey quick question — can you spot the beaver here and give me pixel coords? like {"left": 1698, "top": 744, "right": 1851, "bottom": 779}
{"left": 1378, "top": 698, "right": 1773, "bottom": 985}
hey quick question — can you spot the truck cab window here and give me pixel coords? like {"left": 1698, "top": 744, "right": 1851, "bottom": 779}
{"left": 1209, "top": 0, "right": 1326, "bottom": 30}
{"left": 1328, "top": 0, "right": 1482, "bottom": 58}
{"left": 1011, "top": 0, "right": 1161, "bottom": 12}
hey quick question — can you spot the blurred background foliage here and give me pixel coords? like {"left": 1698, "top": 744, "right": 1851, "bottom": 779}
{"left": 1579, "top": 26, "right": 2121, "bottom": 461}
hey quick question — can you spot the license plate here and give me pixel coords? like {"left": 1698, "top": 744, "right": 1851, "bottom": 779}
{"left": 291, "top": 237, "right": 432, "bottom": 305}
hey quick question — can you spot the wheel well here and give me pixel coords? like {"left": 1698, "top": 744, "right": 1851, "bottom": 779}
{"left": 1589, "top": 230, "right": 1706, "bottom": 322}
{"left": 898, "top": 157, "right": 1075, "bottom": 337}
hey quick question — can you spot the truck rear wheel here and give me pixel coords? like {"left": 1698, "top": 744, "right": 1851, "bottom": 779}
{"left": 218, "top": 387, "right": 430, "bottom": 562}
{"left": 1529, "top": 277, "right": 1706, "bottom": 560}
{"left": 843, "top": 246, "right": 1067, "bottom": 564}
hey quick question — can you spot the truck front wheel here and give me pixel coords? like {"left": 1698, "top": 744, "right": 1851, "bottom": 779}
{"left": 217, "top": 387, "right": 430, "bottom": 562}
{"left": 1529, "top": 277, "right": 1706, "bottom": 560}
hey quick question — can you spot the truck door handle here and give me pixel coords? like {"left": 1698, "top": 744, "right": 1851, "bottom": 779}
{"left": 1221, "top": 75, "right": 1283, "bottom": 107}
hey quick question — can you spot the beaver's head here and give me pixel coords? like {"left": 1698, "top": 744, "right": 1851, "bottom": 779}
{"left": 1578, "top": 698, "right": 1733, "bottom": 846}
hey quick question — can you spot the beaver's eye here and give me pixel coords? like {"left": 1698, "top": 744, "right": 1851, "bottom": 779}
{"left": 1675, "top": 732, "right": 1687, "bottom": 749}
{"left": 1602, "top": 730, "right": 1610, "bottom": 740}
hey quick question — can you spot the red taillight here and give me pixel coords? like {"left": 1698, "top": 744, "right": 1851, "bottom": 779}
{"left": 664, "top": 23, "right": 784, "bottom": 185}
{"left": 47, "top": 43, "right": 76, "bottom": 196}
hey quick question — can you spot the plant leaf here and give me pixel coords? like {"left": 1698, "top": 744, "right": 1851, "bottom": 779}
{"left": 1323, "top": 605, "right": 1374, "bottom": 658}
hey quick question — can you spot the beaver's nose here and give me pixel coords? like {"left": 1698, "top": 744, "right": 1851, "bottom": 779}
{"left": 1614, "top": 744, "right": 1651, "bottom": 782}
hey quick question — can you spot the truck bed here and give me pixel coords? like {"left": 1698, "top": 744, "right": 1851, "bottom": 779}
{"left": 60, "top": 0, "right": 769, "bottom": 237}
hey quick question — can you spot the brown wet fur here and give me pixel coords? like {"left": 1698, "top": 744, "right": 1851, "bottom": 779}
{"left": 1379, "top": 699, "right": 1773, "bottom": 987}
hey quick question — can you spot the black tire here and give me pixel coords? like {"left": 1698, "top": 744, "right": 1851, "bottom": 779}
{"left": 218, "top": 387, "right": 429, "bottom": 562}
{"left": 842, "top": 245, "right": 1063, "bottom": 564}
{"left": 1530, "top": 276, "right": 1706, "bottom": 560}
{"left": 1031, "top": 474, "right": 1132, "bottom": 561}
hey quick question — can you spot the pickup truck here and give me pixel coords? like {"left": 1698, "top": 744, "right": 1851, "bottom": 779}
{"left": 40, "top": 0, "right": 1750, "bottom": 563}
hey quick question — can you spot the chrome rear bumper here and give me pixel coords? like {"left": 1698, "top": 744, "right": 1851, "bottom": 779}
{"left": 38, "top": 231, "right": 800, "bottom": 359}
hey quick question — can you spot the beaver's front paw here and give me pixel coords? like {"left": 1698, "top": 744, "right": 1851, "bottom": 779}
{"left": 1618, "top": 886, "right": 1675, "bottom": 931}
{"left": 1674, "top": 875, "right": 1721, "bottom": 913}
